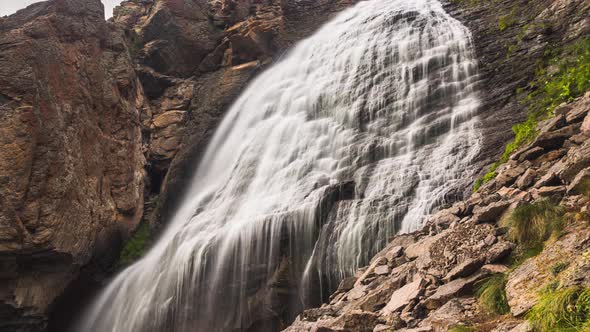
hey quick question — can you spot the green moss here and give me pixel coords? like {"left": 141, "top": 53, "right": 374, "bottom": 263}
{"left": 527, "top": 287, "right": 590, "bottom": 331}
{"left": 477, "top": 274, "right": 510, "bottom": 315}
{"left": 118, "top": 221, "right": 151, "bottom": 267}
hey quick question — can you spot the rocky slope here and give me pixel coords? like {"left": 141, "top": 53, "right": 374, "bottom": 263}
{"left": 285, "top": 92, "right": 590, "bottom": 332}
{"left": 0, "top": 0, "right": 147, "bottom": 331}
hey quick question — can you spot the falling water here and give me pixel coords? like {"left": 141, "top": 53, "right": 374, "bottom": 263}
{"left": 79, "top": 0, "right": 481, "bottom": 331}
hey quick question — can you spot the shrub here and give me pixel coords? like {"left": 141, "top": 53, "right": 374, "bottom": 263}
{"left": 501, "top": 199, "right": 565, "bottom": 247}
{"left": 527, "top": 287, "right": 590, "bottom": 331}
{"left": 477, "top": 274, "right": 510, "bottom": 315}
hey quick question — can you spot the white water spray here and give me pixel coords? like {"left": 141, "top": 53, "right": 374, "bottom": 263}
{"left": 79, "top": 0, "right": 481, "bottom": 330}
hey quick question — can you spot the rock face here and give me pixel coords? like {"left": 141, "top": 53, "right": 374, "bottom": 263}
{"left": 445, "top": 0, "right": 590, "bottom": 169}
{"left": 0, "top": 0, "right": 147, "bottom": 330}
{"left": 285, "top": 90, "right": 590, "bottom": 332}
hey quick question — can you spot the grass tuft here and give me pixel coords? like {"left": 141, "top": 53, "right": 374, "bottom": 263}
{"left": 501, "top": 199, "right": 565, "bottom": 247}
{"left": 477, "top": 274, "right": 510, "bottom": 315}
{"left": 527, "top": 287, "right": 590, "bottom": 331}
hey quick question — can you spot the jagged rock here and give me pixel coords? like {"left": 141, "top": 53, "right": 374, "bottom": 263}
{"left": 534, "top": 123, "right": 581, "bottom": 150}
{"left": 557, "top": 141, "right": 590, "bottom": 183}
{"left": 373, "top": 324, "right": 391, "bottom": 332}
{"left": 516, "top": 169, "right": 537, "bottom": 189}
{"left": 382, "top": 277, "right": 426, "bottom": 314}
{"left": 385, "top": 246, "right": 404, "bottom": 262}
{"left": 423, "top": 273, "right": 484, "bottom": 310}
{"left": 472, "top": 201, "right": 511, "bottom": 223}
{"left": 567, "top": 168, "right": 590, "bottom": 194}
{"left": 582, "top": 112, "right": 590, "bottom": 134}
{"left": 533, "top": 185, "right": 567, "bottom": 198}
{"left": 374, "top": 265, "right": 390, "bottom": 276}
{"left": 496, "top": 165, "right": 526, "bottom": 187}
{"left": 425, "top": 298, "right": 476, "bottom": 331}
{"left": 0, "top": 0, "right": 147, "bottom": 328}
{"left": 485, "top": 241, "right": 514, "bottom": 264}
{"left": 533, "top": 171, "right": 561, "bottom": 188}
{"left": 444, "top": 257, "right": 485, "bottom": 282}
{"left": 482, "top": 264, "right": 509, "bottom": 274}
{"left": 565, "top": 96, "right": 590, "bottom": 123}
{"left": 537, "top": 113, "right": 566, "bottom": 134}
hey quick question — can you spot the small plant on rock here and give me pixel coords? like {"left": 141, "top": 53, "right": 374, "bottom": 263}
{"left": 551, "top": 262, "right": 569, "bottom": 276}
{"left": 477, "top": 274, "right": 510, "bottom": 315}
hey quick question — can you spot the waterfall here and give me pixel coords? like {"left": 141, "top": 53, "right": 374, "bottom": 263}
{"left": 78, "top": 0, "right": 481, "bottom": 331}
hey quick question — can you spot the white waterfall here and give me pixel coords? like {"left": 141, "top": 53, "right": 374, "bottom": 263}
{"left": 78, "top": 0, "right": 481, "bottom": 331}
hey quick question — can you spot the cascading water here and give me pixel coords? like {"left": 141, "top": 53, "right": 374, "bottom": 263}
{"left": 78, "top": 0, "right": 482, "bottom": 331}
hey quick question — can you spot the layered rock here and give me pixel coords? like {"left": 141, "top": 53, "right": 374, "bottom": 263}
{"left": 108, "top": 0, "right": 361, "bottom": 227}
{"left": 0, "top": 0, "right": 147, "bottom": 330}
{"left": 445, "top": 0, "right": 590, "bottom": 168}
{"left": 285, "top": 92, "right": 590, "bottom": 331}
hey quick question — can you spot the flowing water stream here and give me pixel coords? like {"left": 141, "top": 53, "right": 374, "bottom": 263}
{"left": 79, "top": 0, "right": 482, "bottom": 330}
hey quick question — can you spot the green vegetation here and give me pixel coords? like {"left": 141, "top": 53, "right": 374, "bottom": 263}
{"left": 498, "top": 11, "right": 516, "bottom": 31}
{"left": 118, "top": 221, "right": 151, "bottom": 267}
{"left": 527, "top": 286, "right": 590, "bottom": 331}
{"left": 474, "top": 38, "right": 590, "bottom": 191}
{"left": 477, "top": 274, "right": 510, "bottom": 315}
{"left": 551, "top": 262, "right": 569, "bottom": 276}
{"left": 502, "top": 199, "right": 565, "bottom": 247}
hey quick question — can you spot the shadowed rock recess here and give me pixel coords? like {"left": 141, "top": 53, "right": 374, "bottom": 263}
{"left": 0, "top": 0, "right": 589, "bottom": 331}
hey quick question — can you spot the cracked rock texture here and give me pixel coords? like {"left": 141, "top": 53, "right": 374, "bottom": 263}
{"left": 0, "top": 0, "right": 147, "bottom": 330}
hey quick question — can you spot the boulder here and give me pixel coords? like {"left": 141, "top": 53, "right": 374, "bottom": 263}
{"left": 516, "top": 169, "right": 537, "bottom": 189}
{"left": 444, "top": 257, "right": 485, "bottom": 282}
{"left": 472, "top": 201, "right": 511, "bottom": 223}
{"left": 567, "top": 168, "right": 590, "bottom": 194}
{"left": 424, "top": 273, "right": 484, "bottom": 310}
{"left": 381, "top": 277, "right": 426, "bottom": 314}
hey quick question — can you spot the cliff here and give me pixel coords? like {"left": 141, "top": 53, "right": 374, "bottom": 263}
{"left": 0, "top": 0, "right": 146, "bottom": 330}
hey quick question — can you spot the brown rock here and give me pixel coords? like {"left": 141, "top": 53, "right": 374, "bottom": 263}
{"left": 424, "top": 273, "right": 484, "bottom": 310}
{"left": 382, "top": 277, "right": 426, "bottom": 314}
{"left": 0, "top": 0, "right": 147, "bottom": 328}
{"left": 473, "top": 201, "right": 511, "bottom": 223}
{"left": 516, "top": 169, "right": 537, "bottom": 189}
{"left": 444, "top": 257, "right": 485, "bottom": 282}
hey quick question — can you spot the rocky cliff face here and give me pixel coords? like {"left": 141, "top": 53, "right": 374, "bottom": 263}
{"left": 0, "top": 0, "right": 147, "bottom": 331}
{"left": 113, "top": 0, "right": 362, "bottom": 228}
{"left": 285, "top": 91, "right": 590, "bottom": 332}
